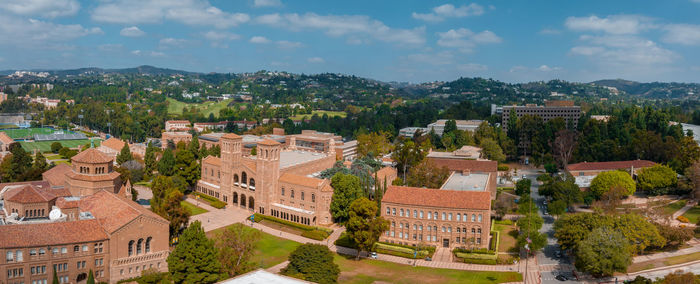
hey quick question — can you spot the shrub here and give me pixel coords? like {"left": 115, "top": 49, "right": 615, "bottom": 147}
{"left": 194, "top": 193, "right": 226, "bottom": 209}
{"left": 497, "top": 165, "right": 510, "bottom": 171}
{"left": 333, "top": 233, "right": 357, "bottom": 248}
{"left": 452, "top": 247, "right": 496, "bottom": 255}
{"left": 50, "top": 142, "right": 62, "bottom": 153}
{"left": 301, "top": 230, "right": 329, "bottom": 241}
{"left": 210, "top": 200, "right": 226, "bottom": 209}
{"left": 494, "top": 219, "right": 514, "bottom": 225}
{"left": 372, "top": 243, "right": 430, "bottom": 259}
{"left": 677, "top": 216, "right": 690, "bottom": 223}
{"left": 254, "top": 213, "right": 332, "bottom": 239}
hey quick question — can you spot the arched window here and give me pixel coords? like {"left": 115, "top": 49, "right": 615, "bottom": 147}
{"left": 311, "top": 193, "right": 315, "bottom": 202}
{"left": 478, "top": 214, "right": 482, "bottom": 222}
{"left": 249, "top": 179, "right": 255, "bottom": 190}
{"left": 301, "top": 191, "right": 304, "bottom": 200}
{"left": 400, "top": 209, "right": 404, "bottom": 217}
{"left": 145, "top": 237, "right": 152, "bottom": 253}
{"left": 248, "top": 196, "right": 254, "bottom": 210}
{"left": 128, "top": 240, "right": 134, "bottom": 256}
{"left": 241, "top": 172, "right": 247, "bottom": 185}
{"left": 457, "top": 213, "right": 461, "bottom": 221}
{"left": 281, "top": 187, "right": 285, "bottom": 196}
{"left": 240, "top": 194, "right": 246, "bottom": 207}
{"left": 234, "top": 174, "right": 239, "bottom": 185}
{"left": 291, "top": 190, "right": 295, "bottom": 198}
{"left": 413, "top": 210, "right": 417, "bottom": 218}
{"left": 137, "top": 239, "right": 143, "bottom": 254}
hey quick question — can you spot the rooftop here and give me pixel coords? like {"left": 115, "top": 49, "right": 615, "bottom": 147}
{"left": 428, "top": 119, "right": 484, "bottom": 126}
{"left": 101, "top": 137, "right": 125, "bottom": 151}
{"left": 0, "top": 219, "right": 108, "bottom": 248}
{"left": 72, "top": 148, "right": 113, "bottom": 164}
{"left": 279, "top": 150, "right": 327, "bottom": 169}
{"left": 427, "top": 146, "right": 482, "bottom": 160}
{"left": 220, "top": 269, "right": 311, "bottom": 284}
{"left": 440, "top": 172, "right": 490, "bottom": 192}
{"left": 42, "top": 164, "right": 72, "bottom": 187}
{"left": 79, "top": 190, "right": 168, "bottom": 233}
{"left": 382, "top": 185, "right": 491, "bottom": 210}
{"left": 427, "top": 158, "right": 497, "bottom": 173}
{"left": 566, "top": 160, "right": 655, "bottom": 172}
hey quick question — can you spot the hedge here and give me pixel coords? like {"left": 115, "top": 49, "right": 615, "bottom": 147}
{"left": 455, "top": 252, "right": 498, "bottom": 260}
{"left": 458, "top": 258, "right": 498, "bottom": 265}
{"left": 452, "top": 247, "right": 496, "bottom": 255}
{"left": 193, "top": 193, "right": 226, "bottom": 209}
{"left": 494, "top": 219, "right": 514, "bottom": 225}
{"left": 253, "top": 213, "right": 333, "bottom": 240}
{"left": 497, "top": 165, "right": 510, "bottom": 171}
{"left": 334, "top": 233, "right": 357, "bottom": 248}
{"left": 372, "top": 243, "right": 432, "bottom": 259}
{"left": 490, "top": 230, "right": 500, "bottom": 251}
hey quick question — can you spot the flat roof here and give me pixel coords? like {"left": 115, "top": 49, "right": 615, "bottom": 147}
{"left": 220, "top": 269, "right": 311, "bottom": 284}
{"left": 279, "top": 150, "right": 327, "bottom": 169}
{"left": 440, "top": 172, "right": 489, "bottom": 192}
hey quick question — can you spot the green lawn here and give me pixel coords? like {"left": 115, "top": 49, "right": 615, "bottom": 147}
{"left": 207, "top": 223, "right": 301, "bottom": 269}
{"left": 334, "top": 254, "right": 522, "bottom": 284}
{"left": 2, "top": 127, "right": 56, "bottom": 139}
{"left": 682, "top": 205, "right": 700, "bottom": 224}
{"left": 180, "top": 201, "right": 208, "bottom": 216}
{"left": 54, "top": 160, "right": 71, "bottom": 165}
{"left": 493, "top": 223, "right": 518, "bottom": 254}
{"left": 166, "top": 98, "right": 233, "bottom": 118}
{"left": 290, "top": 110, "right": 347, "bottom": 120}
{"left": 662, "top": 200, "right": 687, "bottom": 216}
{"left": 44, "top": 154, "right": 63, "bottom": 160}
{"left": 627, "top": 251, "right": 700, "bottom": 273}
{"left": 20, "top": 139, "right": 100, "bottom": 152}
{"left": 0, "top": 124, "right": 18, "bottom": 129}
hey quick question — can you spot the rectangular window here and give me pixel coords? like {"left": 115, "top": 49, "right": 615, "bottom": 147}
{"left": 386, "top": 207, "right": 390, "bottom": 215}
{"left": 392, "top": 208, "right": 396, "bottom": 215}
{"left": 413, "top": 210, "right": 417, "bottom": 218}
{"left": 6, "top": 251, "right": 13, "bottom": 262}
{"left": 30, "top": 249, "right": 36, "bottom": 256}
{"left": 478, "top": 214, "right": 482, "bottom": 222}
{"left": 448, "top": 213, "right": 452, "bottom": 221}
{"left": 442, "top": 212, "right": 446, "bottom": 220}
{"left": 420, "top": 211, "right": 424, "bottom": 218}
{"left": 61, "top": 247, "right": 67, "bottom": 254}
{"left": 16, "top": 250, "right": 22, "bottom": 262}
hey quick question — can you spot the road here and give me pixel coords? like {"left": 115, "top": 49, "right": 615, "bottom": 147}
{"left": 520, "top": 169, "right": 580, "bottom": 284}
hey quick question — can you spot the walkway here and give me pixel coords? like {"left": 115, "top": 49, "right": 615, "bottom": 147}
{"left": 633, "top": 238, "right": 700, "bottom": 263}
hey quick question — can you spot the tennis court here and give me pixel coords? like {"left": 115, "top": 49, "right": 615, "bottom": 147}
{"left": 2, "top": 128, "right": 57, "bottom": 140}
{"left": 20, "top": 139, "right": 101, "bottom": 152}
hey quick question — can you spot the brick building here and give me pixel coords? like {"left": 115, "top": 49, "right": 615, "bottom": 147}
{"left": 164, "top": 120, "right": 190, "bottom": 132}
{"left": 566, "top": 160, "right": 656, "bottom": 188}
{"left": 380, "top": 186, "right": 492, "bottom": 249}
{"left": 160, "top": 132, "right": 192, "bottom": 149}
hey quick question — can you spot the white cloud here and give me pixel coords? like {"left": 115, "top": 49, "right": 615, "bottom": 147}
{"left": 412, "top": 3, "right": 484, "bottom": 22}
{"left": 131, "top": 50, "right": 141, "bottom": 55}
{"left": 276, "top": 40, "right": 302, "bottom": 49}
{"left": 565, "top": 15, "right": 655, "bottom": 34}
{"left": 570, "top": 35, "right": 676, "bottom": 66}
{"left": 307, "top": 57, "right": 325, "bottom": 63}
{"left": 250, "top": 36, "right": 271, "bottom": 44}
{"left": 92, "top": 0, "right": 249, "bottom": 29}
{"left": 662, "top": 24, "right": 700, "bottom": 45}
{"left": 0, "top": 16, "right": 101, "bottom": 47}
{"left": 437, "top": 28, "right": 501, "bottom": 52}
{"left": 1, "top": 0, "right": 80, "bottom": 18}
{"left": 254, "top": 0, "right": 282, "bottom": 8}
{"left": 255, "top": 12, "right": 425, "bottom": 46}
{"left": 150, "top": 51, "right": 166, "bottom": 57}
{"left": 203, "top": 31, "right": 240, "bottom": 41}
{"left": 537, "top": 65, "right": 561, "bottom": 72}
{"left": 159, "top": 37, "right": 188, "bottom": 47}
{"left": 120, "top": 26, "right": 145, "bottom": 37}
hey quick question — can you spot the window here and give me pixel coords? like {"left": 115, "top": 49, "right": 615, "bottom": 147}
{"left": 137, "top": 239, "right": 143, "bottom": 254}
{"left": 128, "top": 240, "right": 134, "bottom": 256}
{"left": 457, "top": 213, "right": 461, "bottom": 221}
{"left": 392, "top": 208, "right": 396, "bottom": 215}
{"left": 477, "top": 228, "right": 482, "bottom": 234}
{"left": 30, "top": 249, "right": 36, "bottom": 256}
{"left": 420, "top": 211, "right": 424, "bottom": 218}
{"left": 426, "top": 212, "right": 431, "bottom": 219}
{"left": 471, "top": 214, "right": 476, "bottom": 222}
{"left": 52, "top": 248, "right": 58, "bottom": 254}
{"left": 386, "top": 207, "right": 390, "bottom": 215}
{"left": 448, "top": 227, "right": 452, "bottom": 233}
{"left": 301, "top": 191, "right": 304, "bottom": 201}
{"left": 413, "top": 210, "right": 417, "bottom": 218}
{"left": 82, "top": 245, "right": 88, "bottom": 252}
{"left": 457, "top": 227, "right": 461, "bottom": 233}
{"left": 281, "top": 187, "right": 285, "bottom": 196}
{"left": 6, "top": 251, "right": 13, "bottom": 262}
{"left": 419, "top": 225, "right": 423, "bottom": 230}
{"left": 61, "top": 247, "right": 67, "bottom": 254}
{"left": 471, "top": 228, "right": 476, "bottom": 234}
{"left": 311, "top": 194, "right": 315, "bottom": 202}
{"left": 448, "top": 213, "right": 452, "bottom": 221}
{"left": 478, "top": 214, "right": 482, "bottom": 222}
{"left": 39, "top": 248, "right": 45, "bottom": 255}
{"left": 441, "top": 226, "right": 446, "bottom": 232}
{"left": 74, "top": 246, "right": 80, "bottom": 252}
{"left": 400, "top": 209, "right": 404, "bottom": 217}
{"left": 413, "top": 224, "right": 417, "bottom": 230}
{"left": 442, "top": 212, "right": 446, "bottom": 220}
{"left": 146, "top": 237, "right": 152, "bottom": 253}
{"left": 427, "top": 226, "right": 431, "bottom": 232}
{"left": 399, "top": 223, "right": 403, "bottom": 229}
{"left": 433, "top": 212, "right": 438, "bottom": 220}
{"left": 291, "top": 190, "right": 295, "bottom": 198}
{"left": 391, "top": 221, "right": 395, "bottom": 227}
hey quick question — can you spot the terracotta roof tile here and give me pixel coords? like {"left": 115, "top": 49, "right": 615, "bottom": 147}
{"left": 382, "top": 185, "right": 491, "bottom": 210}
{"left": 203, "top": 156, "right": 222, "bottom": 166}
{"left": 66, "top": 171, "right": 121, "bottom": 182}
{"left": 166, "top": 120, "right": 190, "bottom": 124}
{"left": 241, "top": 159, "right": 256, "bottom": 172}
{"left": 376, "top": 167, "right": 397, "bottom": 179}
{"left": 427, "top": 158, "right": 497, "bottom": 173}
{"left": 72, "top": 148, "right": 113, "bottom": 164}
{"left": 55, "top": 197, "right": 80, "bottom": 209}
{"left": 566, "top": 160, "right": 656, "bottom": 172}
{"left": 0, "top": 132, "right": 14, "bottom": 145}
{"left": 79, "top": 191, "right": 168, "bottom": 233}
{"left": 101, "top": 137, "right": 126, "bottom": 151}
{"left": 222, "top": 133, "right": 242, "bottom": 139}
{"left": 4, "top": 185, "right": 57, "bottom": 203}
{"left": 279, "top": 173, "right": 325, "bottom": 188}
{"left": 257, "top": 139, "right": 280, "bottom": 146}
{"left": 0, "top": 219, "right": 108, "bottom": 248}
{"left": 42, "top": 163, "right": 72, "bottom": 187}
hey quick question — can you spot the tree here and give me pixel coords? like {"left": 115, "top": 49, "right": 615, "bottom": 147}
{"left": 552, "top": 129, "right": 577, "bottom": 167}
{"left": 391, "top": 139, "right": 427, "bottom": 181}
{"left": 167, "top": 221, "right": 222, "bottom": 284}
{"left": 357, "top": 132, "right": 393, "bottom": 158}
{"left": 657, "top": 271, "right": 700, "bottom": 284}
{"left": 151, "top": 176, "right": 189, "bottom": 237}
{"left": 406, "top": 159, "right": 450, "bottom": 189}
{"left": 590, "top": 170, "right": 636, "bottom": 198}
{"left": 214, "top": 224, "right": 260, "bottom": 277}
{"left": 189, "top": 136, "right": 200, "bottom": 160}
{"left": 637, "top": 164, "right": 678, "bottom": 195}
{"left": 444, "top": 119, "right": 457, "bottom": 135}
{"left": 554, "top": 212, "right": 614, "bottom": 251}
{"left": 329, "top": 173, "right": 363, "bottom": 223}
{"left": 345, "top": 197, "right": 389, "bottom": 260}
{"left": 33, "top": 151, "right": 48, "bottom": 171}
{"left": 116, "top": 143, "right": 133, "bottom": 165}
{"left": 0, "top": 154, "right": 13, "bottom": 182}
{"left": 52, "top": 269, "right": 59, "bottom": 284}
{"left": 518, "top": 230, "right": 547, "bottom": 254}
{"left": 50, "top": 141, "right": 62, "bottom": 153}
{"left": 479, "top": 138, "right": 505, "bottom": 162}
{"left": 282, "top": 244, "right": 339, "bottom": 284}
{"left": 517, "top": 213, "right": 543, "bottom": 235}
{"left": 10, "top": 143, "right": 32, "bottom": 180}
{"left": 250, "top": 146, "right": 257, "bottom": 156}
{"left": 515, "top": 178, "right": 531, "bottom": 196}
{"left": 158, "top": 148, "right": 175, "bottom": 176}
{"left": 655, "top": 222, "right": 693, "bottom": 248}
{"left": 575, "top": 227, "right": 632, "bottom": 277}
{"left": 613, "top": 213, "right": 665, "bottom": 254}
{"left": 547, "top": 199, "right": 567, "bottom": 216}
{"left": 144, "top": 142, "right": 157, "bottom": 180}
{"left": 87, "top": 270, "right": 95, "bottom": 284}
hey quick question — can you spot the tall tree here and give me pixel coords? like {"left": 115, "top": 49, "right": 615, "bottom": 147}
{"left": 406, "top": 159, "right": 450, "bottom": 189}
{"left": 346, "top": 197, "right": 389, "bottom": 260}
{"left": 214, "top": 224, "right": 260, "bottom": 277}
{"left": 158, "top": 148, "right": 175, "bottom": 176}
{"left": 33, "top": 151, "right": 48, "bottom": 171}
{"left": 575, "top": 227, "right": 632, "bottom": 277}
{"left": 167, "top": 221, "right": 222, "bottom": 284}
{"left": 144, "top": 141, "right": 157, "bottom": 180}
{"left": 637, "top": 164, "right": 678, "bottom": 195}
{"left": 282, "top": 244, "right": 340, "bottom": 284}
{"left": 116, "top": 143, "right": 133, "bottom": 165}
{"left": 479, "top": 138, "right": 505, "bottom": 162}
{"left": 86, "top": 270, "right": 95, "bottom": 284}
{"left": 329, "top": 173, "right": 363, "bottom": 223}
{"left": 552, "top": 129, "right": 577, "bottom": 167}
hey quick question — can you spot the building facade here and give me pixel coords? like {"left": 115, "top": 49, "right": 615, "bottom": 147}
{"left": 160, "top": 132, "right": 192, "bottom": 149}
{"left": 164, "top": 120, "right": 190, "bottom": 132}
{"left": 380, "top": 186, "right": 491, "bottom": 249}
{"left": 501, "top": 101, "right": 581, "bottom": 133}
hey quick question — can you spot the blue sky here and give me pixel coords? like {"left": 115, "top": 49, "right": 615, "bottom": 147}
{"left": 2, "top": 0, "right": 700, "bottom": 83}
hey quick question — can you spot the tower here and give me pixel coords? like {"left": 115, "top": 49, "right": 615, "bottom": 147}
{"left": 255, "top": 139, "right": 281, "bottom": 215}
{"left": 220, "top": 133, "right": 242, "bottom": 197}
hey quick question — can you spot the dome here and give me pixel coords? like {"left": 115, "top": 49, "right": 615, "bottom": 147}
{"left": 71, "top": 148, "right": 113, "bottom": 164}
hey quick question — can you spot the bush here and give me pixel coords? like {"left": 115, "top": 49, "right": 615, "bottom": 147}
{"left": 194, "top": 193, "right": 226, "bottom": 209}
{"left": 50, "top": 142, "right": 62, "bottom": 153}
{"left": 333, "top": 233, "right": 357, "bottom": 248}
{"left": 677, "top": 216, "right": 690, "bottom": 223}
{"left": 210, "top": 200, "right": 226, "bottom": 209}
{"left": 452, "top": 247, "right": 496, "bottom": 255}
{"left": 301, "top": 230, "right": 329, "bottom": 241}
{"left": 494, "top": 219, "right": 514, "bottom": 225}
{"left": 497, "top": 165, "right": 509, "bottom": 171}
{"left": 372, "top": 243, "right": 430, "bottom": 259}
{"left": 490, "top": 230, "right": 500, "bottom": 251}
{"left": 254, "top": 213, "right": 332, "bottom": 240}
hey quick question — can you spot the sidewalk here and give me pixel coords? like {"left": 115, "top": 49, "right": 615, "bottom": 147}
{"left": 633, "top": 238, "right": 700, "bottom": 263}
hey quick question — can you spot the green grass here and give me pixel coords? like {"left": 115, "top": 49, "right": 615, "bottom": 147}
{"left": 134, "top": 181, "right": 152, "bottom": 187}
{"left": 180, "top": 201, "right": 208, "bottom": 216}
{"left": 166, "top": 98, "right": 233, "bottom": 118}
{"left": 290, "top": 110, "right": 347, "bottom": 120}
{"left": 492, "top": 223, "right": 518, "bottom": 254}
{"left": 206, "top": 223, "right": 301, "bottom": 269}
{"left": 681, "top": 205, "right": 700, "bottom": 224}
{"left": 20, "top": 139, "right": 100, "bottom": 152}
{"left": 2, "top": 127, "right": 56, "bottom": 139}
{"left": 44, "top": 154, "right": 63, "bottom": 160}
{"left": 0, "top": 124, "right": 18, "bottom": 129}
{"left": 627, "top": 251, "right": 700, "bottom": 273}
{"left": 662, "top": 200, "right": 687, "bottom": 216}
{"left": 334, "top": 254, "right": 522, "bottom": 284}
{"left": 54, "top": 160, "right": 71, "bottom": 165}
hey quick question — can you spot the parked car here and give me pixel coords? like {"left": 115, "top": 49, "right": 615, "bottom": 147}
{"left": 555, "top": 274, "right": 568, "bottom": 281}
{"left": 424, "top": 257, "right": 432, "bottom": 261}
{"left": 369, "top": 252, "right": 377, "bottom": 259}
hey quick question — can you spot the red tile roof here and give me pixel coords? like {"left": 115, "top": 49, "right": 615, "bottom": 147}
{"left": 72, "top": 148, "right": 113, "bottom": 164}
{"left": 55, "top": 197, "right": 80, "bottom": 209}
{"left": 4, "top": 185, "right": 57, "bottom": 203}
{"left": 279, "top": 173, "right": 325, "bottom": 188}
{"left": 222, "top": 133, "right": 242, "bottom": 139}
{"left": 427, "top": 158, "right": 497, "bottom": 173}
{"left": 203, "top": 156, "right": 222, "bottom": 166}
{"left": 79, "top": 191, "right": 167, "bottom": 233}
{"left": 42, "top": 163, "right": 72, "bottom": 187}
{"left": 566, "top": 160, "right": 656, "bottom": 172}
{"left": 101, "top": 137, "right": 126, "bottom": 151}
{"left": 0, "top": 219, "right": 108, "bottom": 248}
{"left": 382, "top": 185, "right": 491, "bottom": 210}
{"left": 257, "top": 139, "right": 280, "bottom": 146}
{"left": 0, "top": 132, "right": 13, "bottom": 145}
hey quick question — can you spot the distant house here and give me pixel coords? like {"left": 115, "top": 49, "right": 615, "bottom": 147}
{"left": 565, "top": 160, "right": 656, "bottom": 188}
{"left": 97, "top": 137, "right": 126, "bottom": 162}
{"left": 164, "top": 120, "right": 191, "bottom": 132}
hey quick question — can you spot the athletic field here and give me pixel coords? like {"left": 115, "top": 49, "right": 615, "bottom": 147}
{"left": 2, "top": 128, "right": 56, "bottom": 140}
{"left": 20, "top": 139, "right": 101, "bottom": 153}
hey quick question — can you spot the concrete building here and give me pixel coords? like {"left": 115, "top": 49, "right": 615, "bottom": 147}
{"left": 426, "top": 120, "right": 483, "bottom": 136}
{"left": 380, "top": 186, "right": 491, "bottom": 249}
{"left": 164, "top": 120, "right": 190, "bottom": 132}
{"left": 500, "top": 101, "right": 581, "bottom": 133}
{"left": 0, "top": 149, "right": 169, "bottom": 284}
{"left": 427, "top": 146, "right": 483, "bottom": 161}
{"left": 398, "top": 127, "right": 428, "bottom": 138}
{"left": 195, "top": 134, "right": 337, "bottom": 226}
{"left": 566, "top": 160, "right": 655, "bottom": 188}
{"left": 426, "top": 157, "right": 498, "bottom": 199}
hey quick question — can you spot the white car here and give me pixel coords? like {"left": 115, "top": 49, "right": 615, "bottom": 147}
{"left": 370, "top": 252, "right": 377, "bottom": 259}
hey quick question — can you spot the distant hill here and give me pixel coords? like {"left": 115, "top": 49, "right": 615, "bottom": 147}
{"left": 592, "top": 79, "right": 700, "bottom": 98}
{"left": 0, "top": 65, "right": 195, "bottom": 77}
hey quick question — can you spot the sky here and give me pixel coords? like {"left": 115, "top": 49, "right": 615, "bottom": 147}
{"left": 2, "top": 0, "right": 700, "bottom": 83}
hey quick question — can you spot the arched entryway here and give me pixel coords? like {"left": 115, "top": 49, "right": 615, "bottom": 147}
{"left": 76, "top": 273, "right": 87, "bottom": 282}
{"left": 248, "top": 196, "right": 254, "bottom": 210}
{"left": 232, "top": 192, "right": 238, "bottom": 205}
{"left": 240, "top": 194, "right": 246, "bottom": 207}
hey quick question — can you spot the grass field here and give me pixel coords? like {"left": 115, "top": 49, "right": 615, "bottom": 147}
{"left": 180, "top": 201, "right": 208, "bottom": 216}
{"left": 335, "top": 254, "right": 522, "bottom": 284}
{"left": 662, "top": 200, "right": 687, "bottom": 216}
{"left": 627, "top": 251, "right": 700, "bottom": 273}
{"left": 682, "top": 205, "right": 700, "bottom": 224}
{"left": 493, "top": 222, "right": 518, "bottom": 254}
{"left": 20, "top": 139, "right": 100, "bottom": 152}
{"left": 166, "top": 98, "right": 232, "bottom": 118}
{"left": 206, "top": 223, "right": 301, "bottom": 269}
{"left": 290, "top": 110, "right": 347, "bottom": 120}
{"left": 2, "top": 127, "right": 56, "bottom": 139}
{"left": 0, "top": 124, "right": 18, "bottom": 129}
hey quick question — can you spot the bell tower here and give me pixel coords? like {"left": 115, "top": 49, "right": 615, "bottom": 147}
{"left": 220, "top": 133, "right": 242, "bottom": 197}
{"left": 255, "top": 139, "right": 281, "bottom": 215}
